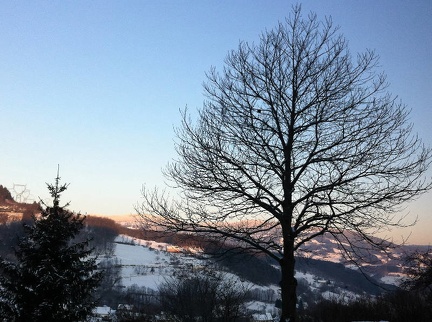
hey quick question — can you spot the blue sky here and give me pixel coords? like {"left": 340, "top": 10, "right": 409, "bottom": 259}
{"left": 1, "top": 1, "right": 431, "bottom": 244}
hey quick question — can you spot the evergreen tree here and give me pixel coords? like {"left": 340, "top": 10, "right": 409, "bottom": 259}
{"left": 0, "top": 173, "right": 102, "bottom": 322}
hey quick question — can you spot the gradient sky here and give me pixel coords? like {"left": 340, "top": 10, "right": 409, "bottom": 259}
{"left": 1, "top": 1, "right": 431, "bottom": 244}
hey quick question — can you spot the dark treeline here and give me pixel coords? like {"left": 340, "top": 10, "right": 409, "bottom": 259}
{"left": 0, "top": 220, "right": 26, "bottom": 262}
{"left": 0, "top": 215, "right": 122, "bottom": 260}
{"left": 0, "top": 185, "right": 13, "bottom": 202}
{"left": 85, "top": 216, "right": 121, "bottom": 256}
{"left": 295, "top": 257, "right": 393, "bottom": 295}
{"left": 299, "top": 290, "right": 432, "bottom": 322}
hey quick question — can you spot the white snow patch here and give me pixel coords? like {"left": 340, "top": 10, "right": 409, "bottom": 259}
{"left": 380, "top": 274, "right": 403, "bottom": 286}
{"left": 295, "top": 271, "right": 316, "bottom": 284}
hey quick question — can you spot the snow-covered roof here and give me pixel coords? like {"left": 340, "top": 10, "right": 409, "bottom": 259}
{"left": 93, "top": 305, "right": 114, "bottom": 316}
{"left": 252, "top": 312, "right": 273, "bottom": 321}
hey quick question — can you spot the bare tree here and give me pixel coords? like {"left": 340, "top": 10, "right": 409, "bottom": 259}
{"left": 158, "top": 270, "right": 248, "bottom": 321}
{"left": 402, "top": 249, "right": 432, "bottom": 299}
{"left": 137, "top": 6, "right": 431, "bottom": 321}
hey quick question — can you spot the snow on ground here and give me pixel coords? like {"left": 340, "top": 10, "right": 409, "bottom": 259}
{"left": 321, "top": 289, "right": 359, "bottom": 303}
{"left": 115, "top": 242, "right": 170, "bottom": 266}
{"left": 111, "top": 234, "right": 281, "bottom": 316}
{"left": 246, "top": 301, "right": 278, "bottom": 316}
{"left": 114, "top": 235, "right": 207, "bottom": 289}
{"left": 295, "top": 271, "right": 315, "bottom": 284}
{"left": 109, "top": 233, "right": 403, "bottom": 315}
{"left": 121, "top": 271, "right": 164, "bottom": 289}
{"left": 380, "top": 274, "right": 404, "bottom": 286}
{"left": 246, "top": 301, "right": 268, "bottom": 312}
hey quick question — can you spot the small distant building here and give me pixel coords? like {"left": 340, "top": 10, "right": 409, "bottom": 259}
{"left": 166, "top": 245, "right": 182, "bottom": 253}
{"left": 351, "top": 321, "right": 389, "bottom": 322}
{"left": 116, "top": 304, "right": 137, "bottom": 320}
{"left": 117, "top": 304, "right": 134, "bottom": 312}
{"left": 251, "top": 312, "right": 274, "bottom": 322}
{"left": 92, "top": 305, "right": 116, "bottom": 321}
{"left": 154, "top": 312, "right": 176, "bottom": 321}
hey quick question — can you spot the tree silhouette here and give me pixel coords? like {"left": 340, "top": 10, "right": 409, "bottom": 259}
{"left": 137, "top": 6, "right": 431, "bottom": 321}
{"left": 158, "top": 270, "right": 248, "bottom": 321}
{"left": 0, "top": 172, "right": 102, "bottom": 321}
{"left": 402, "top": 249, "right": 432, "bottom": 300}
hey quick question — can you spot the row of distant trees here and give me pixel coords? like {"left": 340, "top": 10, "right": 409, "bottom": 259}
{"left": 0, "top": 203, "right": 121, "bottom": 262}
{"left": 302, "top": 289, "right": 432, "bottom": 322}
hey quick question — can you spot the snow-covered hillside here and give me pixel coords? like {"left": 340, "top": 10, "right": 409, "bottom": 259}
{"left": 105, "top": 233, "right": 406, "bottom": 315}
{"left": 114, "top": 235, "right": 207, "bottom": 289}
{"left": 110, "top": 235, "right": 281, "bottom": 316}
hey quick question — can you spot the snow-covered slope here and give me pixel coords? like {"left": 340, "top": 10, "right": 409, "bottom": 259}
{"left": 107, "top": 233, "right": 404, "bottom": 314}
{"left": 114, "top": 235, "right": 208, "bottom": 289}
{"left": 110, "top": 235, "right": 281, "bottom": 316}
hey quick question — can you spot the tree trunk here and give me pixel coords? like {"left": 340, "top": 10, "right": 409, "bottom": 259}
{"left": 279, "top": 237, "right": 297, "bottom": 322}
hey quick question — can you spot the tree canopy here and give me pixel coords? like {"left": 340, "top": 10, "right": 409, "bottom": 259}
{"left": 137, "top": 6, "right": 431, "bottom": 321}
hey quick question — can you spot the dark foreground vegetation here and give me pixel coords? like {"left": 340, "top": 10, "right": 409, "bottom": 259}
{"left": 300, "top": 290, "right": 432, "bottom": 322}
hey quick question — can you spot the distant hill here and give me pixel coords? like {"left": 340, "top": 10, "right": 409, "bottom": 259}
{"left": 86, "top": 213, "right": 432, "bottom": 302}
{"left": 2, "top": 210, "right": 427, "bottom": 313}
{"left": 0, "top": 185, "right": 14, "bottom": 203}
{"left": 113, "top": 223, "right": 420, "bottom": 293}
{"left": 0, "top": 185, "right": 39, "bottom": 220}
{"left": 104, "top": 233, "right": 402, "bottom": 315}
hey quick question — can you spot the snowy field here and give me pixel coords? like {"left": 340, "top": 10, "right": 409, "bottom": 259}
{"left": 110, "top": 234, "right": 397, "bottom": 315}
{"left": 113, "top": 235, "right": 207, "bottom": 289}
{"left": 109, "top": 235, "right": 281, "bottom": 317}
